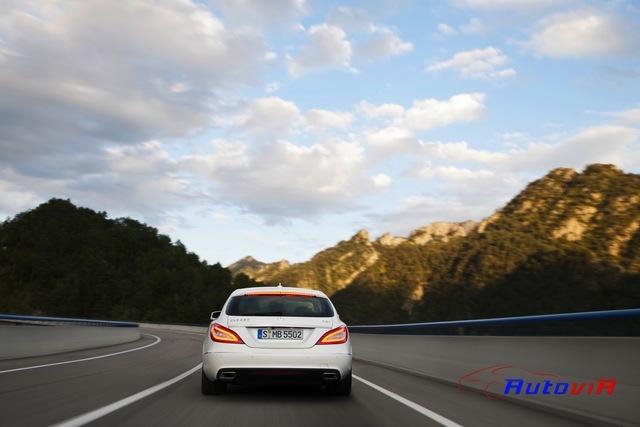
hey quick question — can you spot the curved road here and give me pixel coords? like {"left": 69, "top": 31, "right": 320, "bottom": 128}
{"left": 0, "top": 328, "right": 588, "bottom": 426}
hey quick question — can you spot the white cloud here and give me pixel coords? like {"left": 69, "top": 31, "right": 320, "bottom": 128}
{"left": 438, "top": 18, "right": 484, "bottom": 36}
{"left": 427, "top": 47, "right": 516, "bottom": 80}
{"left": 355, "top": 26, "right": 413, "bottom": 60}
{"left": 370, "top": 194, "right": 494, "bottom": 235}
{"left": 0, "top": 0, "right": 266, "bottom": 180}
{"left": 419, "top": 140, "right": 509, "bottom": 163}
{"left": 188, "top": 138, "right": 380, "bottom": 220}
{"left": 437, "top": 23, "right": 457, "bottom": 36}
{"left": 371, "top": 173, "right": 392, "bottom": 189}
{"left": 453, "top": 0, "right": 565, "bottom": 10}
{"left": 287, "top": 24, "right": 354, "bottom": 77}
{"left": 304, "top": 109, "right": 354, "bottom": 130}
{"left": 211, "top": 0, "right": 309, "bottom": 28}
{"left": 365, "top": 126, "right": 416, "bottom": 152}
{"left": 412, "top": 163, "right": 495, "bottom": 182}
{"left": 213, "top": 97, "right": 301, "bottom": 137}
{"left": 506, "top": 125, "right": 640, "bottom": 171}
{"left": 357, "top": 101, "right": 405, "bottom": 119}
{"left": 361, "top": 94, "right": 488, "bottom": 156}
{"left": 327, "top": 6, "right": 372, "bottom": 31}
{"left": 243, "top": 97, "right": 301, "bottom": 136}
{"left": 404, "top": 93, "right": 487, "bottom": 131}
{"left": 605, "top": 108, "right": 640, "bottom": 126}
{"left": 525, "top": 10, "right": 638, "bottom": 58}
{"left": 265, "top": 81, "right": 282, "bottom": 93}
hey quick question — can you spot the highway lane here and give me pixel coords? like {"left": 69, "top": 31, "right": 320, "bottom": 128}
{"left": 0, "top": 328, "right": 589, "bottom": 427}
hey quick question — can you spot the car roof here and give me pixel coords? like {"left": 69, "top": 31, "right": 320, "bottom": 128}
{"left": 229, "top": 286, "right": 328, "bottom": 298}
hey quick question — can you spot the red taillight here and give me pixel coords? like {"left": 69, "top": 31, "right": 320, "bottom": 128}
{"left": 244, "top": 291, "right": 315, "bottom": 297}
{"left": 316, "top": 325, "right": 348, "bottom": 345}
{"left": 210, "top": 323, "right": 244, "bottom": 344}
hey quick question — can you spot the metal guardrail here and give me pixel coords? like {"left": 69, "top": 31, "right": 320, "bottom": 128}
{"left": 349, "top": 308, "right": 640, "bottom": 336}
{"left": 0, "top": 314, "right": 138, "bottom": 328}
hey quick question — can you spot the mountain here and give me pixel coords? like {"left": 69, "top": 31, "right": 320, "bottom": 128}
{"left": 261, "top": 229, "right": 380, "bottom": 296}
{"left": 228, "top": 256, "right": 291, "bottom": 282}
{"left": 0, "top": 199, "right": 253, "bottom": 322}
{"left": 228, "top": 256, "right": 268, "bottom": 275}
{"left": 230, "top": 221, "right": 479, "bottom": 296}
{"left": 232, "top": 164, "right": 640, "bottom": 324}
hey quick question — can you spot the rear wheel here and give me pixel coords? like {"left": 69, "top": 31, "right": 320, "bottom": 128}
{"left": 201, "top": 370, "right": 227, "bottom": 395}
{"left": 328, "top": 371, "right": 351, "bottom": 396}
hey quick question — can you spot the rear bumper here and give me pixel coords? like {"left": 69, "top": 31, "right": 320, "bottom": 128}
{"left": 215, "top": 368, "right": 342, "bottom": 385}
{"left": 202, "top": 347, "right": 352, "bottom": 382}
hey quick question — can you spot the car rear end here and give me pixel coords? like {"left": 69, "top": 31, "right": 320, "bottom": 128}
{"left": 202, "top": 287, "right": 352, "bottom": 395}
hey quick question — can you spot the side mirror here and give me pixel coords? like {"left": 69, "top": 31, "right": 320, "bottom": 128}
{"left": 210, "top": 310, "right": 221, "bottom": 320}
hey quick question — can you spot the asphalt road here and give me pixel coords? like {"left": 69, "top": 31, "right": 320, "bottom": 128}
{"left": 0, "top": 328, "right": 590, "bottom": 427}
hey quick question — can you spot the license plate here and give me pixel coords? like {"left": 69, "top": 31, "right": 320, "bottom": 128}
{"left": 257, "top": 328, "right": 303, "bottom": 340}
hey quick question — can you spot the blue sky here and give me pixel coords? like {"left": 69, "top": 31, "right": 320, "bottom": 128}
{"left": 1, "top": 0, "right": 639, "bottom": 266}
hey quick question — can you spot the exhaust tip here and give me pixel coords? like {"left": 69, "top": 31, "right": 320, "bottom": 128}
{"left": 218, "top": 371, "right": 237, "bottom": 381}
{"left": 322, "top": 372, "right": 339, "bottom": 381}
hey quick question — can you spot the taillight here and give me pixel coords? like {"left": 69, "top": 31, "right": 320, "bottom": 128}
{"left": 210, "top": 323, "right": 244, "bottom": 344}
{"left": 316, "top": 325, "right": 348, "bottom": 345}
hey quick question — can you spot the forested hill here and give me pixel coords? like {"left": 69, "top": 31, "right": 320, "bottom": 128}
{"left": 0, "top": 199, "right": 253, "bottom": 323}
{"left": 232, "top": 164, "right": 640, "bottom": 324}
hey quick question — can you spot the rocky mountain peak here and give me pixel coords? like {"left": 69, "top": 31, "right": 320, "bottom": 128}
{"left": 376, "top": 233, "right": 407, "bottom": 247}
{"left": 408, "top": 221, "right": 478, "bottom": 245}
{"left": 351, "top": 229, "right": 370, "bottom": 242}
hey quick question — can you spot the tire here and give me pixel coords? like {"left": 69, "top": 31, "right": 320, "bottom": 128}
{"left": 328, "top": 371, "right": 352, "bottom": 396}
{"left": 201, "top": 370, "right": 227, "bottom": 395}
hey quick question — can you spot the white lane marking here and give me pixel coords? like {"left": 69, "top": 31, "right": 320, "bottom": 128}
{"left": 0, "top": 334, "right": 162, "bottom": 374}
{"left": 51, "top": 363, "right": 202, "bottom": 427}
{"left": 353, "top": 374, "right": 464, "bottom": 427}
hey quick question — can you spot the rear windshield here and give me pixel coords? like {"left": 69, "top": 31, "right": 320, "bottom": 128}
{"left": 226, "top": 295, "right": 334, "bottom": 317}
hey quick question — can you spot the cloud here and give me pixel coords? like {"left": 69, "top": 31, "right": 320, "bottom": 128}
{"left": 265, "top": 81, "right": 282, "bottom": 93}
{"left": 0, "top": 0, "right": 266, "bottom": 178}
{"left": 242, "top": 97, "right": 301, "bottom": 137}
{"left": 418, "top": 141, "right": 508, "bottom": 163}
{"left": 327, "top": 5, "right": 373, "bottom": 31}
{"left": 187, "top": 138, "right": 382, "bottom": 221}
{"left": 438, "top": 18, "right": 484, "bottom": 36}
{"left": 506, "top": 125, "right": 640, "bottom": 171}
{"left": 411, "top": 163, "right": 494, "bottom": 180}
{"left": 354, "top": 26, "right": 413, "bottom": 60}
{"left": 365, "top": 126, "right": 416, "bottom": 154}
{"left": 437, "top": 23, "right": 457, "bottom": 36}
{"left": 524, "top": 9, "right": 639, "bottom": 58}
{"left": 357, "top": 101, "right": 405, "bottom": 119}
{"left": 404, "top": 93, "right": 487, "bottom": 131}
{"left": 427, "top": 47, "right": 516, "bottom": 79}
{"left": 304, "top": 109, "right": 354, "bottom": 130}
{"left": 211, "top": 0, "right": 309, "bottom": 28}
{"left": 287, "top": 24, "right": 354, "bottom": 77}
{"left": 370, "top": 194, "right": 496, "bottom": 235}
{"left": 371, "top": 173, "right": 392, "bottom": 189}
{"left": 605, "top": 108, "right": 640, "bottom": 126}
{"left": 453, "top": 0, "right": 565, "bottom": 10}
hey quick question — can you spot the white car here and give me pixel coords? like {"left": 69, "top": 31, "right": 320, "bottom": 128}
{"left": 202, "top": 285, "right": 352, "bottom": 396}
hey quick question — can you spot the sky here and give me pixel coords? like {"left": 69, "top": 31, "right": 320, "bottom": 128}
{"left": 1, "top": 0, "right": 639, "bottom": 266}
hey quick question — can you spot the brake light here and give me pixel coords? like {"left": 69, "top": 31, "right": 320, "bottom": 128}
{"left": 210, "top": 323, "right": 244, "bottom": 344}
{"left": 244, "top": 291, "right": 315, "bottom": 297}
{"left": 316, "top": 325, "right": 348, "bottom": 345}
